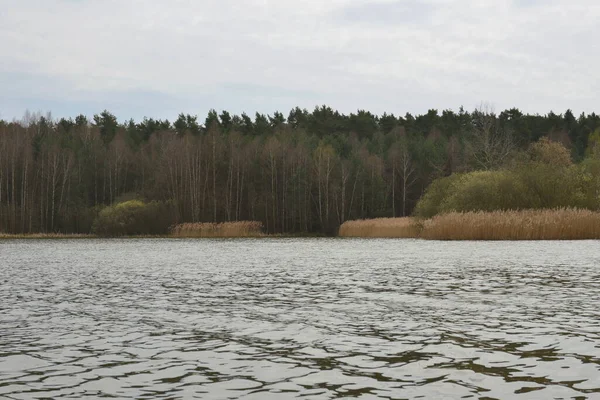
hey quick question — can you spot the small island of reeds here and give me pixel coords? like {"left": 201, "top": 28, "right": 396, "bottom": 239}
{"left": 338, "top": 217, "right": 419, "bottom": 238}
{"left": 170, "top": 222, "right": 264, "bottom": 238}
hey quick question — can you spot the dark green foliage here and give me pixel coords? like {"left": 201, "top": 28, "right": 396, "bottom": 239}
{"left": 137, "top": 118, "right": 170, "bottom": 142}
{"left": 93, "top": 110, "right": 118, "bottom": 144}
{"left": 379, "top": 112, "right": 398, "bottom": 134}
{"left": 269, "top": 112, "right": 286, "bottom": 128}
{"left": 287, "top": 107, "right": 310, "bottom": 129}
{"left": 174, "top": 113, "right": 201, "bottom": 136}
{"left": 75, "top": 114, "right": 88, "bottom": 127}
{"left": 240, "top": 113, "right": 254, "bottom": 135}
{"left": 254, "top": 113, "right": 271, "bottom": 136}
{"left": 349, "top": 110, "right": 378, "bottom": 140}
{"left": 204, "top": 109, "right": 220, "bottom": 131}
{"left": 219, "top": 111, "right": 232, "bottom": 132}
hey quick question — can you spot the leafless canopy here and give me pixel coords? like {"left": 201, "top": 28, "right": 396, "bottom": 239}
{"left": 467, "top": 104, "right": 515, "bottom": 170}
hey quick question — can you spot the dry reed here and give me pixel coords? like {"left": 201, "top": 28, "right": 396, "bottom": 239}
{"left": 338, "top": 217, "right": 420, "bottom": 238}
{"left": 0, "top": 233, "right": 95, "bottom": 239}
{"left": 170, "top": 221, "right": 264, "bottom": 238}
{"left": 420, "top": 208, "right": 600, "bottom": 240}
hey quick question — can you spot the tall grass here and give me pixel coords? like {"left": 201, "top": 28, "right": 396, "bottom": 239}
{"left": 339, "top": 209, "right": 600, "bottom": 240}
{"left": 420, "top": 209, "right": 600, "bottom": 240}
{"left": 170, "top": 221, "right": 264, "bottom": 238}
{"left": 338, "top": 218, "right": 420, "bottom": 238}
{"left": 0, "top": 233, "right": 94, "bottom": 239}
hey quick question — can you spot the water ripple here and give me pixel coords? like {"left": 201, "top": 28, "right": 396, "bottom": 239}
{"left": 1, "top": 238, "right": 599, "bottom": 399}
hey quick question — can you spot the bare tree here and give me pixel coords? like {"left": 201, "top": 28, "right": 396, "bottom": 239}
{"left": 467, "top": 104, "right": 515, "bottom": 170}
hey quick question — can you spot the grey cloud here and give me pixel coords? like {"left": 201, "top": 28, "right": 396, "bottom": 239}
{"left": 337, "top": 1, "right": 435, "bottom": 25}
{"left": 0, "top": 0, "right": 599, "bottom": 120}
{"left": 221, "top": 83, "right": 319, "bottom": 101}
{"left": 512, "top": 0, "right": 548, "bottom": 7}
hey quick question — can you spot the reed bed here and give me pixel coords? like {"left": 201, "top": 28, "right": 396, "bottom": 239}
{"left": 338, "top": 217, "right": 420, "bottom": 238}
{"left": 0, "top": 233, "right": 95, "bottom": 239}
{"left": 170, "top": 221, "right": 264, "bottom": 238}
{"left": 420, "top": 209, "right": 600, "bottom": 240}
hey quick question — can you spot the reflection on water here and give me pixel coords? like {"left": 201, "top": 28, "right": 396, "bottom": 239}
{"left": 0, "top": 238, "right": 599, "bottom": 399}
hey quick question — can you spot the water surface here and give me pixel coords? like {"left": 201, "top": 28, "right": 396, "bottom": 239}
{"left": 1, "top": 239, "right": 599, "bottom": 399}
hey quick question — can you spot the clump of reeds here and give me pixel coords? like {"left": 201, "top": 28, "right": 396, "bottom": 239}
{"left": 338, "top": 217, "right": 420, "bottom": 238}
{"left": 170, "top": 221, "right": 264, "bottom": 238}
{"left": 420, "top": 208, "right": 600, "bottom": 240}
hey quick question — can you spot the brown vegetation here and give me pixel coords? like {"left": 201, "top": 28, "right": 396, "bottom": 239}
{"left": 420, "top": 209, "right": 600, "bottom": 240}
{"left": 338, "top": 217, "right": 420, "bottom": 238}
{"left": 0, "top": 233, "right": 94, "bottom": 239}
{"left": 339, "top": 209, "right": 600, "bottom": 240}
{"left": 170, "top": 221, "right": 264, "bottom": 238}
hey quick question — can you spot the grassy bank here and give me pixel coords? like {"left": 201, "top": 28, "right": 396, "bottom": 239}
{"left": 0, "top": 233, "right": 96, "bottom": 239}
{"left": 170, "top": 221, "right": 264, "bottom": 238}
{"left": 339, "top": 209, "right": 600, "bottom": 240}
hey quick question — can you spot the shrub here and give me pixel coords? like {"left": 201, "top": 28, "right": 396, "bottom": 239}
{"left": 513, "top": 163, "right": 583, "bottom": 209}
{"left": 413, "top": 174, "right": 463, "bottom": 218}
{"left": 579, "top": 158, "right": 600, "bottom": 209}
{"left": 414, "top": 139, "right": 594, "bottom": 217}
{"left": 414, "top": 171, "right": 530, "bottom": 217}
{"left": 440, "top": 170, "right": 529, "bottom": 213}
{"left": 92, "top": 200, "right": 176, "bottom": 236}
{"left": 528, "top": 137, "right": 573, "bottom": 166}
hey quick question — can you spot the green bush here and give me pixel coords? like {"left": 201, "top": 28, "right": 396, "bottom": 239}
{"left": 577, "top": 158, "right": 600, "bottom": 210}
{"left": 92, "top": 200, "right": 176, "bottom": 236}
{"left": 414, "top": 150, "right": 600, "bottom": 217}
{"left": 413, "top": 174, "right": 462, "bottom": 218}
{"left": 441, "top": 170, "right": 529, "bottom": 213}
{"left": 513, "top": 163, "right": 584, "bottom": 209}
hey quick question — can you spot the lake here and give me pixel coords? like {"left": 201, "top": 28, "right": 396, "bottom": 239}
{"left": 1, "top": 239, "right": 599, "bottom": 399}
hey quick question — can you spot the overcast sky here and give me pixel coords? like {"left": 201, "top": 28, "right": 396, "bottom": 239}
{"left": 1, "top": 0, "right": 598, "bottom": 121}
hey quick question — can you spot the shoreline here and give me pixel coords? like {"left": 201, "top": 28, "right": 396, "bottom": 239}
{"left": 3, "top": 209, "right": 600, "bottom": 241}
{"left": 1, "top": 235, "right": 599, "bottom": 241}
{"left": 0, "top": 233, "right": 326, "bottom": 240}
{"left": 338, "top": 210, "right": 600, "bottom": 241}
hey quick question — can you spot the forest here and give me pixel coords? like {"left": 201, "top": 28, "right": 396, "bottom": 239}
{"left": 1, "top": 106, "right": 599, "bottom": 235}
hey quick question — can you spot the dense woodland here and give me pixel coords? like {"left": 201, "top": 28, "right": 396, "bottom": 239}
{"left": 1, "top": 106, "right": 599, "bottom": 235}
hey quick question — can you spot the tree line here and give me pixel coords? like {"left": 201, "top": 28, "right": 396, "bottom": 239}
{"left": 1, "top": 106, "right": 599, "bottom": 235}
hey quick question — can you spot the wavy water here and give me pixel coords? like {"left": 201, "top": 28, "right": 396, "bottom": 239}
{"left": 1, "top": 238, "right": 599, "bottom": 399}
